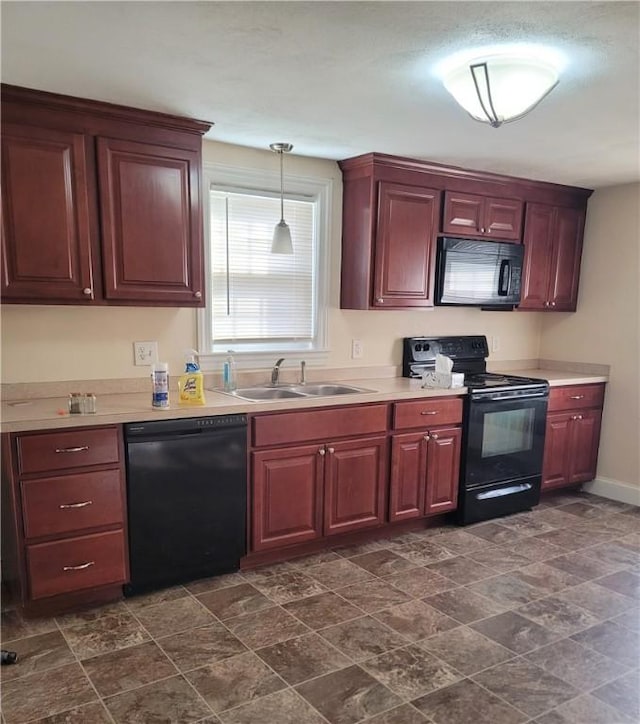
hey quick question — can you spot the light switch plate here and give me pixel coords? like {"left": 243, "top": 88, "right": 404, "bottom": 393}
{"left": 351, "top": 339, "right": 363, "bottom": 359}
{"left": 133, "top": 341, "right": 158, "bottom": 366}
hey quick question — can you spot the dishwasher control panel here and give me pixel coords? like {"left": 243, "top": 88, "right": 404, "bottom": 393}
{"left": 195, "top": 415, "right": 247, "bottom": 428}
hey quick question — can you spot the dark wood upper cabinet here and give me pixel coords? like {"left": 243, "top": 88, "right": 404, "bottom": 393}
{"left": 339, "top": 153, "right": 591, "bottom": 312}
{"left": 373, "top": 182, "right": 440, "bottom": 308}
{"left": 1, "top": 124, "right": 95, "bottom": 302}
{"left": 520, "top": 203, "right": 586, "bottom": 311}
{"left": 97, "top": 138, "right": 203, "bottom": 304}
{"left": 1, "top": 84, "right": 211, "bottom": 307}
{"left": 442, "top": 191, "right": 523, "bottom": 241}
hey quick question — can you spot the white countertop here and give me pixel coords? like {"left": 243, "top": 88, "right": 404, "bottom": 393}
{"left": 0, "top": 369, "right": 608, "bottom": 434}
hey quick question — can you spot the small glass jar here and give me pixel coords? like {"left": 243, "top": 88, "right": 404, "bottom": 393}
{"left": 68, "top": 393, "right": 83, "bottom": 414}
{"left": 82, "top": 393, "right": 97, "bottom": 414}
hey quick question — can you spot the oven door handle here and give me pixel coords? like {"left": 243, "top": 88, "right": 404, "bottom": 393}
{"left": 476, "top": 483, "right": 532, "bottom": 500}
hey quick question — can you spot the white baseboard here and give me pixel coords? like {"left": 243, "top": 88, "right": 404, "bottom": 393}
{"left": 582, "top": 477, "right": 640, "bottom": 506}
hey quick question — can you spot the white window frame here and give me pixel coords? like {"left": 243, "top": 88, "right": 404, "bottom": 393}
{"left": 197, "top": 161, "right": 331, "bottom": 370}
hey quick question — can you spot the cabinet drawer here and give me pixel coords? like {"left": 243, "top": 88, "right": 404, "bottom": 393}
{"left": 27, "top": 529, "right": 127, "bottom": 600}
{"left": 17, "top": 427, "right": 120, "bottom": 475}
{"left": 547, "top": 384, "right": 605, "bottom": 412}
{"left": 393, "top": 398, "right": 463, "bottom": 430}
{"left": 253, "top": 404, "right": 389, "bottom": 447}
{"left": 21, "top": 469, "right": 124, "bottom": 540}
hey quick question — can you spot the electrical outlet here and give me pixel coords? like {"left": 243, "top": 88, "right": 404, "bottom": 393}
{"left": 491, "top": 336, "right": 500, "bottom": 353}
{"left": 133, "top": 341, "right": 158, "bottom": 366}
{"left": 351, "top": 339, "right": 363, "bottom": 359}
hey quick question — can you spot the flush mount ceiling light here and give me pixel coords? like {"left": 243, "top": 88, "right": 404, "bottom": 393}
{"left": 438, "top": 45, "right": 565, "bottom": 128}
{"left": 270, "top": 142, "right": 294, "bottom": 254}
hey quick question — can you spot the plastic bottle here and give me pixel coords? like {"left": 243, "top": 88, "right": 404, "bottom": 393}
{"left": 151, "top": 362, "right": 170, "bottom": 409}
{"left": 223, "top": 351, "right": 236, "bottom": 392}
{"left": 178, "top": 350, "right": 206, "bottom": 406}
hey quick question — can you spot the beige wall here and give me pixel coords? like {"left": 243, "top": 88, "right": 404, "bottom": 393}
{"left": 0, "top": 140, "right": 543, "bottom": 384}
{"left": 539, "top": 183, "right": 640, "bottom": 489}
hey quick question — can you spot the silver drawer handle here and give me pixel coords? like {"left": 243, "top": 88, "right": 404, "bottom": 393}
{"left": 59, "top": 500, "right": 93, "bottom": 509}
{"left": 420, "top": 410, "right": 439, "bottom": 415}
{"left": 63, "top": 561, "right": 95, "bottom": 571}
{"left": 54, "top": 446, "right": 89, "bottom": 454}
{"left": 569, "top": 395, "right": 585, "bottom": 400}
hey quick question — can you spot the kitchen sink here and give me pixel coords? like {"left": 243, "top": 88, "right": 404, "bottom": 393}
{"left": 288, "top": 383, "right": 372, "bottom": 396}
{"left": 218, "top": 383, "right": 373, "bottom": 401}
{"left": 227, "top": 387, "right": 308, "bottom": 400}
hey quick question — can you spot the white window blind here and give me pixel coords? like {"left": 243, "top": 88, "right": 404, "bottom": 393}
{"left": 209, "top": 189, "right": 317, "bottom": 350}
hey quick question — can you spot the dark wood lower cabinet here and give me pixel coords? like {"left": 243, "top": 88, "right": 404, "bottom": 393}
{"left": 390, "top": 427, "right": 461, "bottom": 521}
{"left": 324, "top": 436, "right": 387, "bottom": 536}
{"left": 251, "top": 445, "right": 324, "bottom": 552}
{"left": 542, "top": 409, "right": 603, "bottom": 490}
{"left": 425, "top": 428, "right": 462, "bottom": 514}
{"left": 542, "top": 384, "right": 605, "bottom": 491}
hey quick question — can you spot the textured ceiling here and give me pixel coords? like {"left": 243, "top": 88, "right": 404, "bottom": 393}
{"left": 2, "top": 1, "right": 639, "bottom": 188}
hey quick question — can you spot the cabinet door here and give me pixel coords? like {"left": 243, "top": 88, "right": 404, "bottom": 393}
{"left": 324, "top": 436, "right": 387, "bottom": 536}
{"left": 373, "top": 182, "right": 440, "bottom": 308}
{"left": 251, "top": 445, "right": 324, "bottom": 551}
{"left": 389, "top": 433, "right": 427, "bottom": 522}
{"left": 442, "top": 192, "right": 483, "bottom": 236}
{"left": 541, "top": 412, "right": 572, "bottom": 489}
{"left": 519, "top": 203, "right": 554, "bottom": 310}
{"left": 424, "top": 427, "right": 461, "bottom": 515}
{"left": 568, "top": 409, "right": 602, "bottom": 484}
{"left": 1, "top": 124, "right": 95, "bottom": 302}
{"left": 483, "top": 197, "right": 523, "bottom": 241}
{"left": 97, "top": 137, "right": 204, "bottom": 305}
{"left": 548, "top": 206, "right": 584, "bottom": 311}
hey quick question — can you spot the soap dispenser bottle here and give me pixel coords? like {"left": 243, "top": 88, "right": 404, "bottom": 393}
{"left": 223, "top": 351, "right": 236, "bottom": 392}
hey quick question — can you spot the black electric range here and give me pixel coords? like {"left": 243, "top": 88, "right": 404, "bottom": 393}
{"left": 403, "top": 336, "right": 549, "bottom": 524}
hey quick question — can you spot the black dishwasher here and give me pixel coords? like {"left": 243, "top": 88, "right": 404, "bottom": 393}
{"left": 123, "top": 414, "right": 247, "bottom": 596}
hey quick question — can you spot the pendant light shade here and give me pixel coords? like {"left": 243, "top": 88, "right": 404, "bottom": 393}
{"left": 270, "top": 142, "right": 294, "bottom": 254}
{"left": 440, "top": 47, "right": 562, "bottom": 128}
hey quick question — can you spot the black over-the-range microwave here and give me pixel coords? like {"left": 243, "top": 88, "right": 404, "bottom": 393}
{"left": 434, "top": 237, "right": 524, "bottom": 308}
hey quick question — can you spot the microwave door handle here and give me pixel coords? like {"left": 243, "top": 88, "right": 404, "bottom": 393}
{"left": 498, "top": 259, "right": 511, "bottom": 296}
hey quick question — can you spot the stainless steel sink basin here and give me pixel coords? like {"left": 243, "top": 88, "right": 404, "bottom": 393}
{"left": 288, "top": 383, "right": 372, "bottom": 396}
{"left": 227, "top": 387, "right": 308, "bottom": 401}
{"left": 216, "top": 382, "right": 373, "bottom": 401}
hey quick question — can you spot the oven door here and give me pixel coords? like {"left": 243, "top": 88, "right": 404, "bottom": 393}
{"left": 463, "top": 394, "right": 548, "bottom": 488}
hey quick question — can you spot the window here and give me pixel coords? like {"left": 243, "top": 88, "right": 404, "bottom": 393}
{"left": 197, "top": 163, "right": 330, "bottom": 368}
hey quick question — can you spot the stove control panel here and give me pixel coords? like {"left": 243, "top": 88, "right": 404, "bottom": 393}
{"left": 402, "top": 335, "right": 489, "bottom": 377}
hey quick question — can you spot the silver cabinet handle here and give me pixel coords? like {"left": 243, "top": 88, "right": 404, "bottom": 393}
{"left": 431, "top": 433, "right": 439, "bottom": 440}
{"left": 550, "top": 301, "right": 556, "bottom": 307}
{"left": 544, "top": 301, "right": 550, "bottom": 307}
{"left": 194, "top": 291, "right": 202, "bottom": 299}
{"left": 423, "top": 435, "right": 431, "bottom": 441}
{"left": 63, "top": 561, "right": 95, "bottom": 571}
{"left": 569, "top": 395, "right": 585, "bottom": 400}
{"left": 420, "top": 410, "right": 438, "bottom": 416}
{"left": 59, "top": 500, "right": 93, "bottom": 509}
{"left": 82, "top": 288, "right": 93, "bottom": 296}
{"left": 576, "top": 414, "right": 583, "bottom": 420}
{"left": 318, "top": 448, "right": 326, "bottom": 456}
{"left": 327, "top": 447, "right": 335, "bottom": 454}
{"left": 376, "top": 298, "right": 384, "bottom": 303}
{"left": 54, "top": 446, "right": 89, "bottom": 454}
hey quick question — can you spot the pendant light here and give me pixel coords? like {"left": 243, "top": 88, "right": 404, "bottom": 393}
{"left": 270, "top": 142, "right": 294, "bottom": 254}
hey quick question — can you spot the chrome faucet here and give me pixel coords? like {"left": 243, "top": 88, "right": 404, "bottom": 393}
{"left": 271, "top": 358, "right": 285, "bottom": 385}
{"left": 300, "top": 360, "right": 306, "bottom": 385}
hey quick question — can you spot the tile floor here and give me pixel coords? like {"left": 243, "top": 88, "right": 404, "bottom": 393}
{"left": 1, "top": 489, "right": 638, "bottom": 724}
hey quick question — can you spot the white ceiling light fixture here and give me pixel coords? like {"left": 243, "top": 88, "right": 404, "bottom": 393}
{"left": 438, "top": 45, "right": 565, "bottom": 128}
{"left": 270, "top": 142, "right": 294, "bottom": 254}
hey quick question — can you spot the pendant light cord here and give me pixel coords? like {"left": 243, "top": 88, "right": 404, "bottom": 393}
{"left": 279, "top": 150, "right": 285, "bottom": 222}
